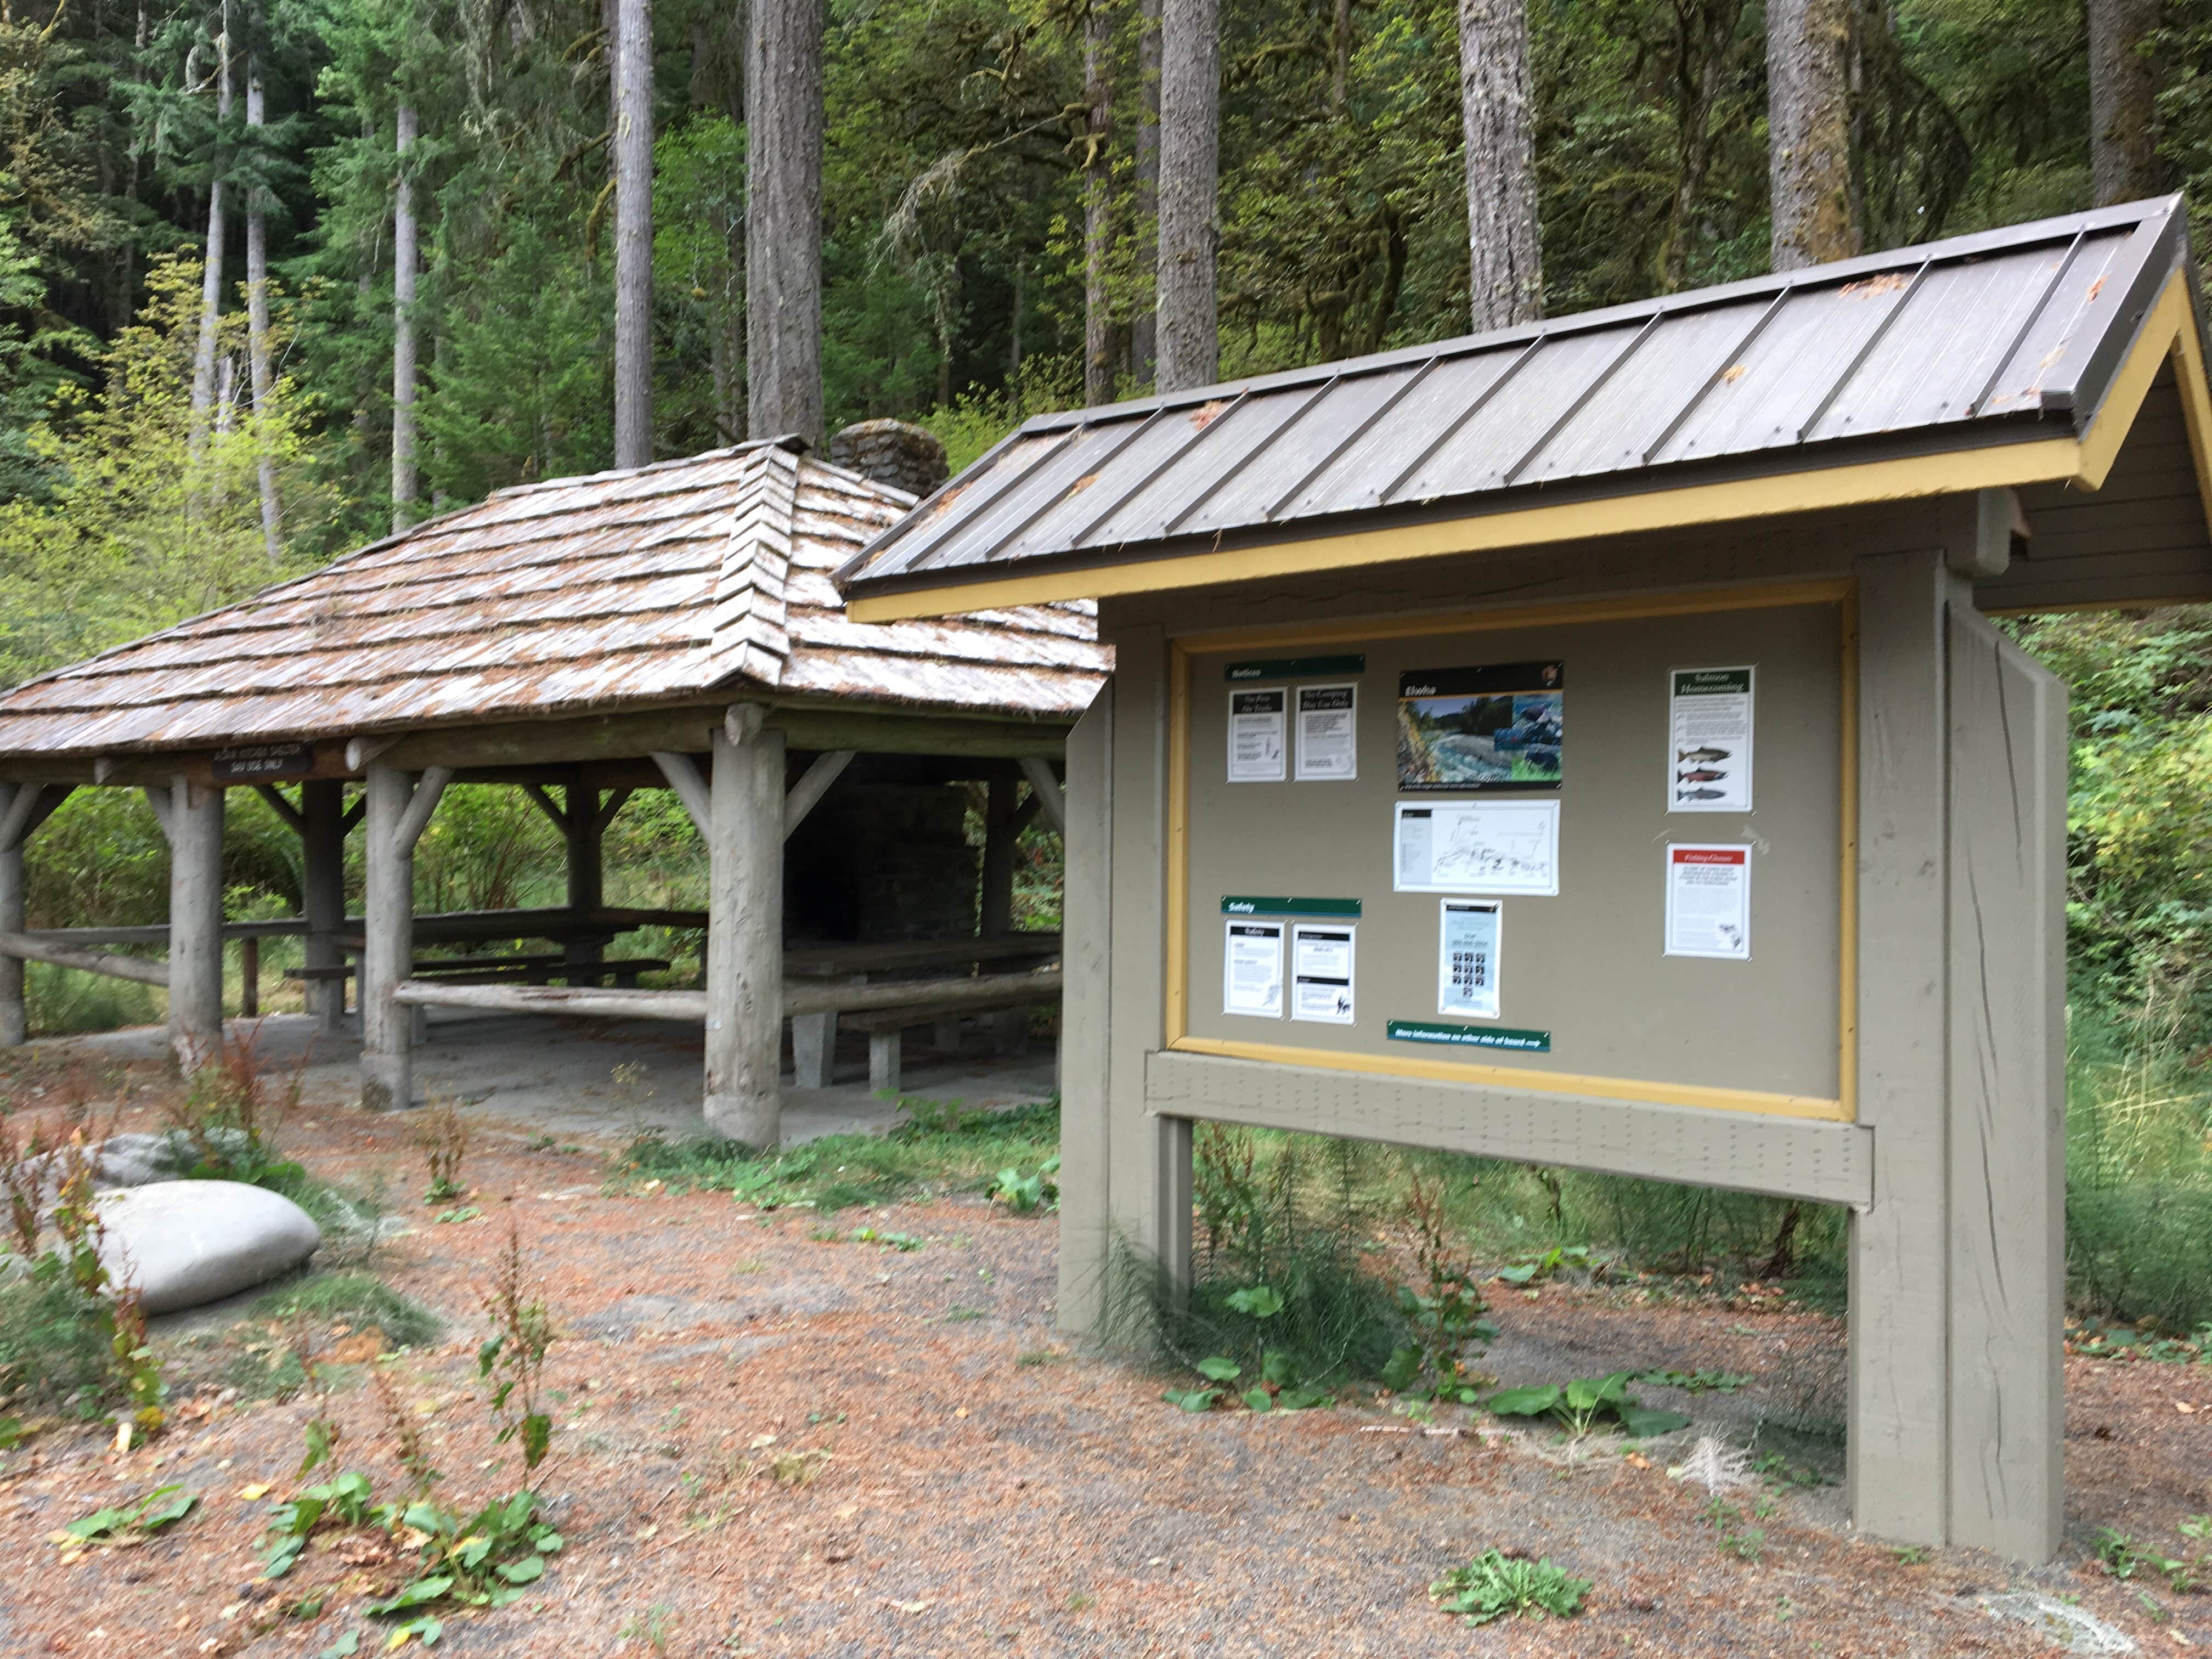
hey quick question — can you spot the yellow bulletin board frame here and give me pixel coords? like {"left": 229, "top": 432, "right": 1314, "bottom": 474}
{"left": 1161, "top": 578, "right": 1859, "bottom": 1124}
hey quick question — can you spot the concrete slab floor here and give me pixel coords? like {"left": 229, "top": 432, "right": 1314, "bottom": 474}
{"left": 18, "top": 1011, "right": 1060, "bottom": 1148}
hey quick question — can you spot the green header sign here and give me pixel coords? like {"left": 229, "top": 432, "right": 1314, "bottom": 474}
{"left": 1224, "top": 654, "right": 1367, "bottom": 682}
{"left": 1387, "top": 1019, "right": 1551, "bottom": 1053}
{"left": 1671, "top": 667, "right": 1752, "bottom": 697}
{"left": 1221, "top": 895, "right": 1363, "bottom": 917}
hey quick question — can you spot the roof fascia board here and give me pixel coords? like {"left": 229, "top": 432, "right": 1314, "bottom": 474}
{"left": 2044, "top": 211, "right": 2188, "bottom": 417}
{"left": 844, "top": 434, "right": 2085, "bottom": 623}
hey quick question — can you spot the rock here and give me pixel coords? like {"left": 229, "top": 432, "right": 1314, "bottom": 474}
{"left": 827, "top": 419, "right": 949, "bottom": 498}
{"left": 94, "top": 1181, "right": 320, "bottom": 1314}
{"left": 90, "top": 1128, "right": 256, "bottom": 1188}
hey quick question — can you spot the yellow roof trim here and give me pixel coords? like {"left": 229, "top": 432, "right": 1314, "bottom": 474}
{"left": 847, "top": 270, "right": 2212, "bottom": 624}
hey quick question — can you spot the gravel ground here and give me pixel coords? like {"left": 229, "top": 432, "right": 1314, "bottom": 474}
{"left": 2, "top": 1097, "right": 2209, "bottom": 1658}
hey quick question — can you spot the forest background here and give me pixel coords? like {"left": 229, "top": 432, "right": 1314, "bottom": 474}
{"left": 0, "top": 0, "right": 2207, "bottom": 1328}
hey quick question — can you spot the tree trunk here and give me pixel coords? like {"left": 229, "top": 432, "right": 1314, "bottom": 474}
{"left": 391, "top": 103, "right": 419, "bottom": 530}
{"left": 1767, "top": 0, "right": 1858, "bottom": 270}
{"left": 189, "top": 1, "right": 233, "bottom": 467}
{"left": 1130, "top": 0, "right": 1160, "bottom": 385}
{"left": 2089, "top": 0, "right": 2159, "bottom": 206}
{"left": 1331, "top": 0, "right": 1351, "bottom": 111}
{"left": 243, "top": 26, "right": 279, "bottom": 563}
{"left": 746, "top": 0, "right": 825, "bottom": 445}
{"left": 613, "top": 0, "right": 654, "bottom": 467}
{"left": 1155, "top": 0, "right": 1220, "bottom": 393}
{"left": 1459, "top": 0, "right": 1543, "bottom": 328}
{"left": 1083, "top": 0, "right": 1114, "bottom": 405}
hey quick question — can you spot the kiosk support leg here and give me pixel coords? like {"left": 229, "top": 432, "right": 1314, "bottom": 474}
{"left": 1850, "top": 547, "right": 2064, "bottom": 1561}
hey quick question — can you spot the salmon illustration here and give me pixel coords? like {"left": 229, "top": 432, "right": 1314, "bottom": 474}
{"left": 1677, "top": 767, "right": 1725, "bottom": 783}
{"left": 1677, "top": 746, "right": 1730, "bottom": 764}
{"left": 1675, "top": 786, "right": 1725, "bottom": 800}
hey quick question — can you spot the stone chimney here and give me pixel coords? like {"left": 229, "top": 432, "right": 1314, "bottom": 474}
{"left": 828, "top": 419, "right": 950, "bottom": 499}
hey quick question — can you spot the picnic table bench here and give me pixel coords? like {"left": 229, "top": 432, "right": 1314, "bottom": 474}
{"left": 783, "top": 933, "right": 1062, "bottom": 1090}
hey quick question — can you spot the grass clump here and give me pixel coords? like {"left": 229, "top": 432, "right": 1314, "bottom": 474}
{"left": 250, "top": 1272, "right": 442, "bottom": 1350}
{"left": 610, "top": 1097, "right": 1060, "bottom": 1212}
{"left": 2065, "top": 1001, "right": 2212, "bottom": 1333}
{"left": 1430, "top": 1550, "right": 1592, "bottom": 1624}
{"left": 1109, "top": 1127, "right": 1404, "bottom": 1392}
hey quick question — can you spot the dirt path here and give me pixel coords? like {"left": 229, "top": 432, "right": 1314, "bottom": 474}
{"left": 2, "top": 1105, "right": 2208, "bottom": 1657}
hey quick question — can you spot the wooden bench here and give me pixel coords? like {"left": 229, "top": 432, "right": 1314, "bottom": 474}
{"left": 286, "top": 955, "right": 673, "bottom": 996}
{"left": 838, "top": 988, "right": 1060, "bottom": 1094}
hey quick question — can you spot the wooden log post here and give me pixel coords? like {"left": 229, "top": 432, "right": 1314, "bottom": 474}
{"left": 0, "top": 783, "right": 72, "bottom": 1046}
{"left": 705, "top": 706, "right": 786, "bottom": 1145}
{"left": 563, "top": 782, "right": 605, "bottom": 972}
{"left": 0, "top": 785, "right": 27, "bottom": 1047}
{"left": 980, "top": 776, "right": 1041, "bottom": 1055}
{"left": 360, "top": 762, "right": 451, "bottom": 1111}
{"left": 301, "top": 781, "right": 349, "bottom": 1032}
{"left": 162, "top": 777, "right": 227, "bottom": 1073}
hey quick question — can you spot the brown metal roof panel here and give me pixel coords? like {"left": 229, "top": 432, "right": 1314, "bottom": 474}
{"left": 1806, "top": 246, "right": 2062, "bottom": 441}
{"left": 1957, "top": 232, "right": 2136, "bottom": 416}
{"left": 863, "top": 428, "right": 1078, "bottom": 580}
{"left": 1383, "top": 326, "right": 1650, "bottom": 505}
{"left": 1648, "top": 278, "right": 1911, "bottom": 464}
{"left": 1171, "top": 366, "right": 1434, "bottom": 532}
{"left": 1257, "top": 351, "right": 1516, "bottom": 518}
{"left": 1065, "top": 389, "right": 1340, "bottom": 548}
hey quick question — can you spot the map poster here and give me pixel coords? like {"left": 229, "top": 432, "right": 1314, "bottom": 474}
{"left": 1437, "top": 899, "right": 1502, "bottom": 1018}
{"left": 1393, "top": 799, "right": 1560, "bottom": 895}
{"left": 1227, "top": 687, "right": 1287, "bottom": 782}
{"left": 1290, "top": 922, "right": 1356, "bottom": 1024}
{"left": 1663, "top": 844, "right": 1751, "bottom": 960}
{"left": 1668, "top": 666, "right": 1753, "bottom": 812}
{"left": 1223, "top": 919, "right": 1285, "bottom": 1015}
{"left": 1396, "top": 661, "right": 1564, "bottom": 791}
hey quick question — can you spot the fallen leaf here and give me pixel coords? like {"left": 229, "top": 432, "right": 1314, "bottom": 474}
{"left": 237, "top": 1483, "right": 272, "bottom": 1500}
{"left": 1624, "top": 1452, "right": 1652, "bottom": 1470}
{"left": 2176, "top": 1401, "right": 2197, "bottom": 1415}
{"left": 953, "top": 1408, "right": 968, "bottom": 1420}
{"left": 882, "top": 1598, "right": 934, "bottom": 1614}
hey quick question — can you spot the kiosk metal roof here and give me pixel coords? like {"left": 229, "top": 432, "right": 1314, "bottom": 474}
{"left": 839, "top": 196, "right": 2211, "bottom": 618}
{"left": 0, "top": 439, "right": 1106, "bottom": 758}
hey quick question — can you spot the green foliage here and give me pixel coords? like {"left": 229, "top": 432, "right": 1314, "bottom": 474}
{"left": 1158, "top": 1297, "right": 1338, "bottom": 1412}
{"left": 61, "top": 1482, "right": 196, "bottom": 1544}
{"left": 0, "top": 1251, "right": 122, "bottom": 1415}
{"left": 2062, "top": 1002, "right": 2212, "bottom": 1331}
{"left": 988, "top": 1153, "right": 1060, "bottom": 1214}
{"left": 1704, "top": 1495, "right": 1774, "bottom": 1561}
{"left": 247, "top": 1272, "right": 442, "bottom": 1352}
{"left": 2095, "top": 1521, "right": 2211, "bottom": 1593}
{"left": 1390, "top": 1171, "right": 1498, "bottom": 1402}
{"left": 611, "top": 1098, "right": 1061, "bottom": 1212}
{"left": 477, "top": 1225, "right": 556, "bottom": 1477}
{"left": 1634, "top": 1368, "right": 1753, "bottom": 1393}
{"left": 1429, "top": 1550, "right": 1593, "bottom": 1624}
{"left": 1486, "top": 1370, "right": 1693, "bottom": 1439}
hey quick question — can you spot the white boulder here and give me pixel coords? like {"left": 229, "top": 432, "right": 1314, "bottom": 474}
{"left": 94, "top": 1181, "right": 320, "bottom": 1314}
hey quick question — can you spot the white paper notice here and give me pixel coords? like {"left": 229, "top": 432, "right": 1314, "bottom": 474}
{"left": 1669, "top": 667, "right": 1753, "bottom": 812}
{"left": 1295, "top": 684, "right": 1358, "bottom": 781}
{"left": 1393, "top": 800, "right": 1560, "bottom": 895}
{"left": 1664, "top": 844, "right": 1751, "bottom": 959}
{"left": 1437, "top": 900, "right": 1502, "bottom": 1018}
{"left": 1224, "top": 919, "right": 1286, "bottom": 1015}
{"left": 1290, "top": 922, "right": 1356, "bottom": 1023}
{"left": 1228, "top": 688, "right": 1288, "bottom": 782}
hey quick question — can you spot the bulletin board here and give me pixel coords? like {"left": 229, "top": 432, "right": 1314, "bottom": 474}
{"left": 1169, "top": 586, "right": 1853, "bottom": 1120}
